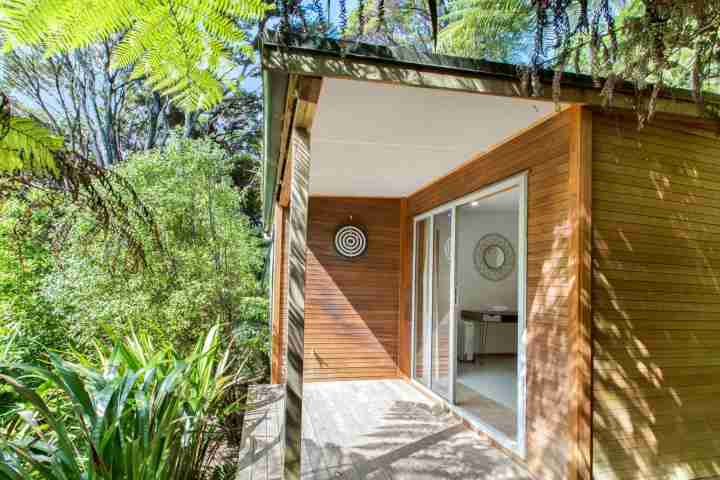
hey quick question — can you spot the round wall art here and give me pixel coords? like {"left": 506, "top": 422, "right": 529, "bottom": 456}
{"left": 473, "top": 233, "right": 515, "bottom": 281}
{"left": 334, "top": 224, "right": 368, "bottom": 258}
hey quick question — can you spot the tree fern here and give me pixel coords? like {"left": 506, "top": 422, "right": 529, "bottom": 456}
{"left": 438, "top": 0, "right": 532, "bottom": 61}
{"left": 0, "top": 95, "right": 63, "bottom": 175}
{"left": 0, "top": 0, "right": 272, "bottom": 111}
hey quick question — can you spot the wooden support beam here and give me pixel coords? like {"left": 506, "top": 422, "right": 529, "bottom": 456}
{"left": 276, "top": 75, "right": 298, "bottom": 208}
{"left": 298, "top": 75, "right": 322, "bottom": 103}
{"left": 567, "top": 105, "right": 593, "bottom": 480}
{"left": 278, "top": 76, "right": 322, "bottom": 208}
{"left": 270, "top": 204, "right": 287, "bottom": 385}
{"left": 283, "top": 127, "right": 311, "bottom": 480}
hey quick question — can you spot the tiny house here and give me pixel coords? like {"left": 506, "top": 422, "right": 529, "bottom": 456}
{"left": 254, "top": 34, "right": 720, "bottom": 480}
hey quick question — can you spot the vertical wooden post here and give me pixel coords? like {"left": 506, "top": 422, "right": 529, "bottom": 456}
{"left": 271, "top": 205, "right": 287, "bottom": 385}
{"left": 568, "top": 106, "right": 593, "bottom": 480}
{"left": 397, "top": 198, "right": 411, "bottom": 378}
{"left": 283, "top": 127, "right": 310, "bottom": 479}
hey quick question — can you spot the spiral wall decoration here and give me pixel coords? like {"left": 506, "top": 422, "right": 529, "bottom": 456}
{"left": 334, "top": 224, "right": 368, "bottom": 258}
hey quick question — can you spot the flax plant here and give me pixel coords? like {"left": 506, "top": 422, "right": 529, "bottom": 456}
{"left": 0, "top": 325, "right": 249, "bottom": 480}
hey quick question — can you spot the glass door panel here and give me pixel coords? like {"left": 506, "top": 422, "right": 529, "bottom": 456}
{"left": 411, "top": 173, "right": 527, "bottom": 454}
{"left": 430, "top": 209, "right": 453, "bottom": 400}
{"left": 413, "top": 218, "right": 431, "bottom": 386}
{"left": 454, "top": 185, "right": 521, "bottom": 442}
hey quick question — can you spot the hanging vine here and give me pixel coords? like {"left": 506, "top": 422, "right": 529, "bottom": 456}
{"left": 376, "top": 0, "right": 386, "bottom": 33}
{"left": 271, "top": 0, "right": 720, "bottom": 122}
{"left": 0, "top": 93, "right": 166, "bottom": 272}
{"left": 528, "top": 0, "right": 720, "bottom": 122}
{"left": 357, "top": 0, "right": 366, "bottom": 35}
{"left": 340, "top": 0, "right": 348, "bottom": 34}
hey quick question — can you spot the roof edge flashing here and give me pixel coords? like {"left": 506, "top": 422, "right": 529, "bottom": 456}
{"left": 261, "top": 32, "right": 720, "bottom": 107}
{"left": 261, "top": 67, "right": 289, "bottom": 231}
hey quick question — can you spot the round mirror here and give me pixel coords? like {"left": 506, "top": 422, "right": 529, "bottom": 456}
{"left": 483, "top": 245, "right": 505, "bottom": 269}
{"left": 473, "top": 233, "right": 515, "bottom": 281}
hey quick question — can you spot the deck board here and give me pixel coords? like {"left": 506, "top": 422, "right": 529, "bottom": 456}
{"left": 301, "top": 379, "right": 532, "bottom": 480}
{"left": 238, "top": 380, "right": 532, "bottom": 479}
{"left": 237, "top": 384, "right": 286, "bottom": 480}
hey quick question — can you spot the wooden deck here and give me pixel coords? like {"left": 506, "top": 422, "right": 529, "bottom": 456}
{"left": 238, "top": 384, "right": 286, "bottom": 480}
{"left": 239, "top": 380, "right": 531, "bottom": 479}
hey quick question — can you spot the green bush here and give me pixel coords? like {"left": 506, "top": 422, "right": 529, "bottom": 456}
{"left": 0, "top": 325, "right": 250, "bottom": 479}
{"left": 0, "top": 198, "right": 72, "bottom": 364}
{"left": 41, "top": 138, "right": 268, "bottom": 371}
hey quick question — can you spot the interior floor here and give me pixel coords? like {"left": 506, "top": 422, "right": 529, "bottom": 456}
{"left": 456, "top": 356, "right": 517, "bottom": 439}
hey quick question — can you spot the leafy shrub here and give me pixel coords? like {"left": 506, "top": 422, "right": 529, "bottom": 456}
{"left": 0, "top": 197, "right": 73, "bottom": 364}
{"left": 0, "top": 325, "right": 250, "bottom": 479}
{"left": 42, "top": 138, "right": 268, "bottom": 373}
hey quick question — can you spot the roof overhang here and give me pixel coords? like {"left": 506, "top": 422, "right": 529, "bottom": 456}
{"left": 260, "top": 33, "right": 719, "bottom": 229}
{"left": 262, "top": 67, "right": 289, "bottom": 229}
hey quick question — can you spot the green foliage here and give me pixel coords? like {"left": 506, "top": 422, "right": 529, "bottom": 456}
{"left": 42, "top": 138, "right": 268, "bottom": 366}
{"left": 439, "top": 0, "right": 532, "bottom": 62}
{"left": 346, "top": 0, "right": 434, "bottom": 49}
{"left": 0, "top": 325, "right": 250, "bottom": 479}
{"left": 0, "top": 0, "right": 273, "bottom": 111}
{"left": 345, "top": 0, "right": 531, "bottom": 62}
{"left": 0, "top": 116, "right": 63, "bottom": 175}
{"left": 0, "top": 197, "right": 72, "bottom": 364}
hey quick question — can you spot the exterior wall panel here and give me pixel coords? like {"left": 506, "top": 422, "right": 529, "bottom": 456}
{"left": 303, "top": 197, "right": 401, "bottom": 382}
{"left": 406, "top": 110, "right": 575, "bottom": 480}
{"left": 591, "top": 111, "right": 720, "bottom": 480}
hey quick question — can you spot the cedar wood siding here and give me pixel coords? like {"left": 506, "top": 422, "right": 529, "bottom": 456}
{"left": 271, "top": 206, "right": 289, "bottom": 385}
{"left": 591, "top": 111, "right": 720, "bottom": 480}
{"left": 405, "top": 109, "right": 576, "bottom": 480}
{"left": 303, "top": 197, "right": 401, "bottom": 382}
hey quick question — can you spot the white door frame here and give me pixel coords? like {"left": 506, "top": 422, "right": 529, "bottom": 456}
{"left": 410, "top": 171, "right": 528, "bottom": 458}
{"left": 411, "top": 208, "right": 455, "bottom": 401}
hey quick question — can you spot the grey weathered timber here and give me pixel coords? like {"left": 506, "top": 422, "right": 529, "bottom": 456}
{"left": 236, "top": 380, "right": 532, "bottom": 479}
{"left": 237, "top": 384, "right": 286, "bottom": 480}
{"left": 301, "top": 380, "right": 533, "bottom": 479}
{"left": 284, "top": 127, "right": 310, "bottom": 479}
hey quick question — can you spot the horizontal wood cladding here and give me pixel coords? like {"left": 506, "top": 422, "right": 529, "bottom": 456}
{"left": 406, "top": 110, "right": 575, "bottom": 480}
{"left": 304, "top": 197, "right": 401, "bottom": 382}
{"left": 591, "top": 111, "right": 720, "bottom": 480}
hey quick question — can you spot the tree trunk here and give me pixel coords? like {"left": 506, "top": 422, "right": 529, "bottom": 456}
{"left": 145, "top": 92, "right": 163, "bottom": 150}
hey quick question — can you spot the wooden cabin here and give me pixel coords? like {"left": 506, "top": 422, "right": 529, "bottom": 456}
{"left": 256, "top": 34, "right": 720, "bottom": 480}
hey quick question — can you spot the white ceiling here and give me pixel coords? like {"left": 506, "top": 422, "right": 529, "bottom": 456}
{"left": 310, "top": 78, "right": 557, "bottom": 197}
{"left": 458, "top": 187, "right": 519, "bottom": 214}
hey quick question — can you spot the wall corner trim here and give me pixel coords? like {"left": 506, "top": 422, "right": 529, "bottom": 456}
{"left": 567, "top": 105, "right": 593, "bottom": 480}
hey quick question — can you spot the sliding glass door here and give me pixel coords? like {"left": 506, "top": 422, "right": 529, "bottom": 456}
{"left": 413, "top": 218, "right": 430, "bottom": 387}
{"left": 430, "top": 209, "right": 454, "bottom": 400}
{"left": 412, "top": 209, "right": 455, "bottom": 402}
{"left": 411, "top": 172, "right": 527, "bottom": 455}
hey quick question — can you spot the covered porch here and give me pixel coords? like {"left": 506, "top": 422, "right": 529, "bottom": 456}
{"left": 239, "top": 380, "right": 532, "bottom": 479}
{"left": 260, "top": 35, "right": 599, "bottom": 480}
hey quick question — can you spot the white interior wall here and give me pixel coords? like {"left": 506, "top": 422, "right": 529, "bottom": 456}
{"left": 457, "top": 209, "right": 519, "bottom": 310}
{"left": 456, "top": 192, "right": 519, "bottom": 355}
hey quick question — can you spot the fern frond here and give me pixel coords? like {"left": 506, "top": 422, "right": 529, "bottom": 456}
{"left": 0, "top": 0, "right": 272, "bottom": 112}
{"left": 438, "top": 0, "right": 532, "bottom": 60}
{"left": 0, "top": 117, "right": 63, "bottom": 174}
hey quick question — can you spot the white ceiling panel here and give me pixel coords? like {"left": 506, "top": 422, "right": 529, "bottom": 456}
{"left": 310, "top": 78, "right": 558, "bottom": 197}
